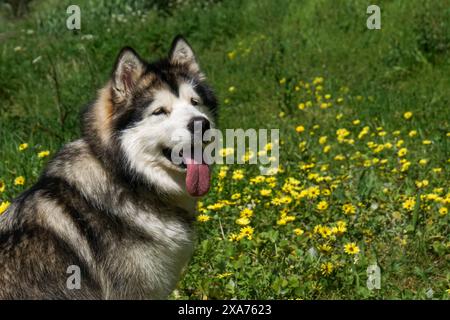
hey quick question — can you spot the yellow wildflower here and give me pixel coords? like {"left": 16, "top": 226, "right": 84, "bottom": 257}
{"left": 403, "top": 111, "right": 413, "bottom": 120}
{"left": 38, "top": 150, "right": 50, "bottom": 158}
{"left": 238, "top": 226, "right": 254, "bottom": 240}
{"left": 344, "top": 242, "right": 360, "bottom": 255}
{"left": 402, "top": 197, "right": 416, "bottom": 211}
{"left": 232, "top": 170, "right": 244, "bottom": 180}
{"left": 342, "top": 203, "right": 356, "bottom": 215}
{"left": 240, "top": 208, "right": 254, "bottom": 218}
{"left": 14, "top": 176, "right": 25, "bottom": 186}
{"left": 0, "top": 201, "right": 11, "bottom": 215}
{"left": 398, "top": 148, "right": 407, "bottom": 157}
{"left": 317, "top": 200, "right": 328, "bottom": 211}
{"left": 236, "top": 217, "right": 250, "bottom": 225}
{"left": 197, "top": 214, "right": 211, "bottom": 222}
{"left": 320, "top": 262, "right": 334, "bottom": 275}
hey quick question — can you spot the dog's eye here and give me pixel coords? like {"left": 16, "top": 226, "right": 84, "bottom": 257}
{"left": 152, "top": 107, "right": 168, "bottom": 116}
{"left": 191, "top": 98, "right": 199, "bottom": 106}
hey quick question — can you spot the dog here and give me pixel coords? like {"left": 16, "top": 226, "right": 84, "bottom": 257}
{"left": 0, "top": 35, "right": 217, "bottom": 299}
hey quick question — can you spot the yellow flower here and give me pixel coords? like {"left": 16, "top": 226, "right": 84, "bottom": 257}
{"left": 401, "top": 160, "right": 411, "bottom": 172}
{"left": 336, "top": 128, "right": 350, "bottom": 142}
{"left": 279, "top": 78, "right": 286, "bottom": 85}
{"left": 228, "top": 233, "right": 238, "bottom": 242}
{"left": 317, "top": 200, "right": 328, "bottom": 211}
{"left": 418, "top": 159, "right": 428, "bottom": 166}
{"left": 403, "top": 111, "right": 413, "bottom": 120}
{"left": 323, "top": 145, "right": 331, "bottom": 153}
{"left": 318, "top": 243, "right": 332, "bottom": 253}
{"left": 260, "top": 189, "right": 272, "bottom": 197}
{"left": 402, "top": 197, "right": 416, "bottom": 211}
{"left": 320, "top": 262, "right": 334, "bottom": 275}
{"left": 197, "top": 214, "right": 211, "bottom": 222}
{"left": 296, "top": 125, "right": 305, "bottom": 133}
{"left": 18, "top": 143, "right": 29, "bottom": 151}
{"left": 250, "top": 175, "right": 265, "bottom": 184}
{"left": 344, "top": 242, "right": 360, "bottom": 255}
{"left": 353, "top": 120, "right": 360, "bottom": 125}
{"left": 238, "top": 226, "right": 254, "bottom": 240}
{"left": 398, "top": 148, "right": 408, "bottom": 157}
{"left": 313, "top": 77, "right": 324, "bottom": 85}
{"left": 207, "top": 202, "right": 225, "bottom": 211}
{"left": 293, "top": 228, "right": 304, "bottom": 236}
{"left": 320, "top": 102, "right": 329, "bottom": 109}
{"left": 336, "top": 221, "right": 347, "bottom": 234}
{"left": 0, "top": 181, "right": 5, "bottom": 193}
{"left": 231, "top": 193, "right": 241, "bottom": 200}
{"left": 227, "top": 51, "right": 236, "bottom": 60}
{"left": 408, "top": 130, "right": 417, "bottom": 137}
{"left": 342, "top": 203, "right": 356, "bottom": 215}
{"left": 422, "top": 140, "right": 432, "bottom": 145}
{"left": 319, "top": 136, "right": 327, "bottom": 145}
{"left": 298, "top": 103, "right": 305, "bottom": 110}
{"left": 0, "top": 201, "right": 11, "bottom": 215}
{"left": 232, "top": 170, "right": 244, "bottom": 180}
{"left": 236, "top": 217, "right": 250, "bottom": 225}
{"left": 38, "top": 150, "right": 50, "bottom": 158}
{"left": 439, "top": 207, "right": 448, "bottom": 216}
{"left": 415, "top": 179, "right": 429, "bottom": 188}
{"left": 14, "top": 176, "right": 25, "bottom": 186}
{"left": 240, "top": 208, "right": 254, "bottom": 218}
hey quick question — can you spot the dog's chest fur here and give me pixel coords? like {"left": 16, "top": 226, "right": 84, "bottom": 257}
{"left": 103, "top": 207, "right": 195, "bottom": 299}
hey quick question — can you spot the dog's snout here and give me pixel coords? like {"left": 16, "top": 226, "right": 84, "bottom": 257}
{"left": 187, "top": 116, "right": 210, "bottom": 135}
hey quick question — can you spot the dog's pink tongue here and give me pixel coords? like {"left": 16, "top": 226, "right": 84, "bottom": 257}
{"left": 185, "top": 157, "right": 210, "bottom": 197}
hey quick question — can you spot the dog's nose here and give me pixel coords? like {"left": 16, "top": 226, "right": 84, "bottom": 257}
{"left": 187, "top": 116, "right": 210, "bottom": 135}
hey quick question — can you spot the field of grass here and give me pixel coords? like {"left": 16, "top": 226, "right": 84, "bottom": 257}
{"left": 0, "top": 0, "right": 449, "bottom": 299}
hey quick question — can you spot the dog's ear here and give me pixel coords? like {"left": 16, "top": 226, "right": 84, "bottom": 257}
{"left": 169, "top": 35, "right": 200, "bottom": 73}
{"left": 112, "top": 47, "right": 145, "bottom": 99}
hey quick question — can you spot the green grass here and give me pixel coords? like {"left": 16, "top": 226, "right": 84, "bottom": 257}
{"left": 0, "top": 0, "right": 449, "bottom": 299}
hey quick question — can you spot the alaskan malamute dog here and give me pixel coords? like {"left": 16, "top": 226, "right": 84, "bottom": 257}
{"left": 0, "top": 36, "right": 217, "bottom": 299}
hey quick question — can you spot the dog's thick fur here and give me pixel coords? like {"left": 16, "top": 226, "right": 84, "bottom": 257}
{"left": 0, "top": 36, "right": 217, "bottom": 299}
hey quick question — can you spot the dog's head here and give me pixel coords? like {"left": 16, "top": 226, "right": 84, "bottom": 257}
{"left": 83, "top": 36, "right": 217, "bottom": 198}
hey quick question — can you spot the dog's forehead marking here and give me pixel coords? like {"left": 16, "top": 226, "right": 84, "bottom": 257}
{"left": 151, "top": 82, "right": 199, "bottom": 108}
{"left": 179, "top": 82, "right": 199, "bottom": 100}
